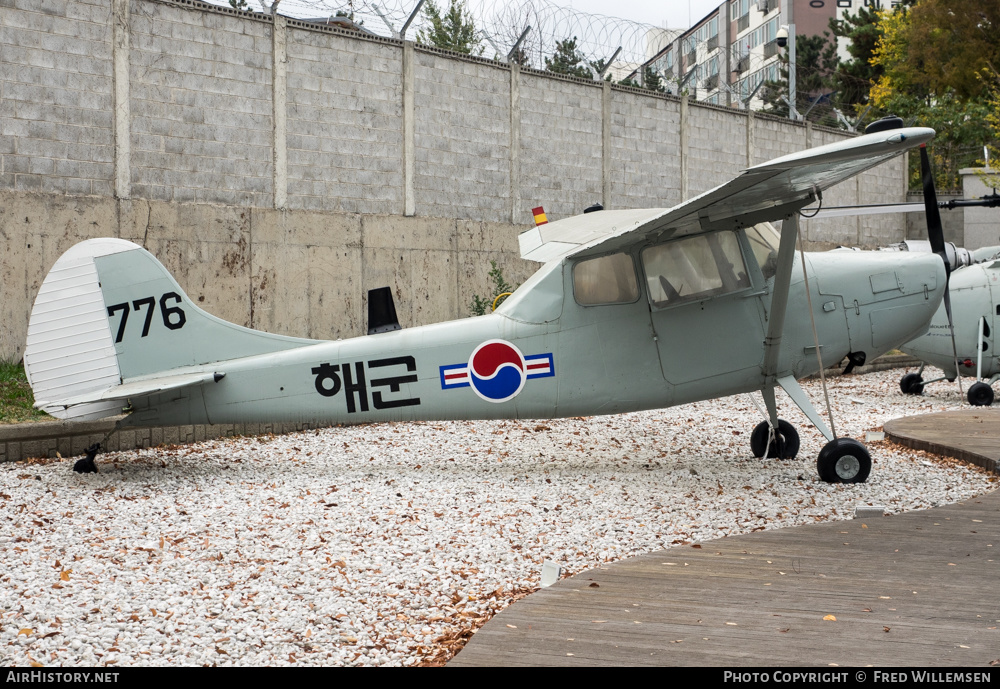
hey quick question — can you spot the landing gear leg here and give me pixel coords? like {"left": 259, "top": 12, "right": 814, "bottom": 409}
{"left": 73, "top": 443, "right": 100, "bottom": 474}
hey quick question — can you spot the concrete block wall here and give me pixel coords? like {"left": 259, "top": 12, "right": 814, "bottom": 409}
{"left": 609, "top": 89, "right": 681, "bottom": 210}
{"left": 0, "top": 0, "right": 114, "bottom": 196}
{"left": 413, "top": 50, "right": 511, "bottom": 222}
{"left": 285, "top": 25, "right": 403, "bottom": 214}
{"left": 518, "top": 73, "right": 603, "bottom": 223}
{"left": 686, "top": 103, "right": 745, "bottom": 198}
{"left": 129, "top": 0, "right": 274, "bottom": 206}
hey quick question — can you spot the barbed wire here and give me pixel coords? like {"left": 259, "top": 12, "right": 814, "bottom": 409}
{"left": 207, "top": 0, "right": 667, "bottom": 71}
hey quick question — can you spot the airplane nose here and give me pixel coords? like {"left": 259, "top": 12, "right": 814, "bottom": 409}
{"left": 813, "top": 250, "right": 945, "bottom": 361}
{"left": 864, "top": 252, "right": 946, "bottom": 352}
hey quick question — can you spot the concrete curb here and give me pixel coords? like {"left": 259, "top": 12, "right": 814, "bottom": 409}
{"left": 884, "top": 410, "right": 1000, "bottom": 475}
{"left": 0, "top": 417, "right": 327, "bottom": 464}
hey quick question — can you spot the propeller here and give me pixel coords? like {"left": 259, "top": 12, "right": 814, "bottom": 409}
{"left": 919, "top": 143, "right": 963, "bottom": 393}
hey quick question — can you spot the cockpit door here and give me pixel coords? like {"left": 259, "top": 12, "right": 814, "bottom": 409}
{"left": 643, "top": 229, "right": 767, "bottom": 385}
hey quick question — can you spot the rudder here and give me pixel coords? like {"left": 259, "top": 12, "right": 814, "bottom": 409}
{"left": 25, "top": 238, "right": 315, "bottom": 421}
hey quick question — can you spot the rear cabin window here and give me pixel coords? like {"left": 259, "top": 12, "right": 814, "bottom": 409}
{"left": 573, "top": 252, "right": 640, "bottom": 305}
{"left": 642, "top": 230, "right": 750, "bottom": 308}
{"left": 745, "top": 222, "right": 780, "bottom": 280}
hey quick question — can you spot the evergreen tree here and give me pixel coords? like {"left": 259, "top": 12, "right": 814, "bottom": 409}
{"left": 545, "top": 37, "right": 592, "bottom": 79}
{"left": 827, "top": 7, "right": 882, "bottom": 109}
{"left": 760, "top": 32, "right": 838, "bottom": 126}
{"left": 417, "top": 0, "right": 482, "bottom": 55}
{"left": 618, "top": 66, "right": 666, "bottom": 93}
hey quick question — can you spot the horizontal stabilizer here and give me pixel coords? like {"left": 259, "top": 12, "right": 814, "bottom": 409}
{"left": 34, "top": 371, "right": 223, "bottom": 412}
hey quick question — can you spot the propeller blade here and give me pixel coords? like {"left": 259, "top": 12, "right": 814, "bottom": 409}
{"left": 920, "top": 144, "right": 962, "bottom": 393}
{"left": 920, "top": 145, "right": 947, "bottom": 265}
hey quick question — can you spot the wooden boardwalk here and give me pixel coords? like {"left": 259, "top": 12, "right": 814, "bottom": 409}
{"left": 450, "top": 412, "right": 1000, "bottom": 667}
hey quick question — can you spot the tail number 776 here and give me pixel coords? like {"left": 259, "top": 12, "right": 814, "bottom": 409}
{"left": 106, "top": 292, "right": 187, "bottom": 343}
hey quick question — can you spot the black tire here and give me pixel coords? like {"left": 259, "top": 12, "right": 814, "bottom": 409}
{"left": 899, "top": 372, "right": 924, "bottom": 395}
{"left": 750, "top": 419, "right": 800, "bottom": 459}
{"left": 967, "top": 382, "right": 994, "bottom": 407}
{"left": 817, "top": 437, "right": 871, "bottom": 484}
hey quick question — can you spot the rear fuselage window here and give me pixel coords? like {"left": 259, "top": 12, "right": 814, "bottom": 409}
{"left": 642, "top": 230, "right": 750, "bottom": 308}
{"left": 573, "top": 252, "right": 640, "bottom": 305}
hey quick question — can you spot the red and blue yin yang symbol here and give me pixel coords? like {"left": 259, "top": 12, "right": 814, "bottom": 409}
{"left": 468, "top": 340, "right": 527, "bottom": 403}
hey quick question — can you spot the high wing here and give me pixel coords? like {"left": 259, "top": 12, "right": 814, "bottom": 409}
{"left": 519, "top": 127, "right": 935, "bottom": 263}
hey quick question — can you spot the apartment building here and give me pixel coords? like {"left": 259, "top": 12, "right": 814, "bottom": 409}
{"left": 646, "top": 0, "right": 905, "bottom": 111}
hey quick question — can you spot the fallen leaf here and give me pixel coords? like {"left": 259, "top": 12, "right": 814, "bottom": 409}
{"left": 506, "top": 625, "right": 517, "bottom": 629}
{"left": 588, "top": 582, "right": 600, "bottom": 588}
{"left": 59, "top": 570, "right": 71, "bottom": 582}
{"left": 823, "top": 615, "right": 837, "bottom": 621}
{"left": 883, "top": 627, "right": 891, "bottom": 633}
{"left": 18, "top": 629, "right": 33, "bottom": 636}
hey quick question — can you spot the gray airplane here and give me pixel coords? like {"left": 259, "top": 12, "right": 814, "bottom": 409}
{"left": 898, "top": 248, "right": 1000, "bottom": 406}
{"left": 24, "top": 122, "right": 945, "bottom": 483}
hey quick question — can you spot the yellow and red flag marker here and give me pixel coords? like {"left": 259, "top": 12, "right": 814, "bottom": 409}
{"left": 532, "top": 206, "right": 548, "bottom": 226}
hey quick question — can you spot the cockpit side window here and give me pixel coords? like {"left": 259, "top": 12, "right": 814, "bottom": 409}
{"left": 573, "top": 252, "right": 640, "bottom": 305}
{"left": 642, "top": 230, "right": 751, "bottom": 308}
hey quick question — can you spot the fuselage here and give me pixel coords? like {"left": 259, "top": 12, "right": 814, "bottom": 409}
{"left": 901, "top": 260, "right": 1000, "bottom": 378}
{"left": 125, "top": 226, "right": 946, "bottom": 429}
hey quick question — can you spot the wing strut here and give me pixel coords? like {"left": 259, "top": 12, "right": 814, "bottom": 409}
{"left": 761, "top": 215, "right": 801, "bottom": 382}
{"left": 759, "top": 213, "right": 837, "bottom": 443}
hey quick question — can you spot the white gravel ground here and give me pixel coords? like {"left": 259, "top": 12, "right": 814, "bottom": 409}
{"left": 1, "top": 368, "right": 996, "bottom": 667}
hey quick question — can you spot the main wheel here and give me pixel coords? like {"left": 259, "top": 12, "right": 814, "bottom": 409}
{"left": 899, "top": 372, "right": 924, "bottom": 395}
{"left": 967, "top": 382, "right": 994, "bottom": 407}
{"left": 817, "top": 438, "right": 871, "bottom": 484}
{"left": 750, "top": 419, "right": 800, "bottom": 459}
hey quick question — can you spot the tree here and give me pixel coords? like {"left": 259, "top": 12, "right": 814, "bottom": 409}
{"left": 760, "top": 32, "right": 839, "bottom": 126}
{"left": 871, "top": 0, "right": 1000, "bottom": 190}
{"left": 618, "top": 66, "right": 666, "bottom": 93}
{"left": 827, "top": 7, "right": 883, "bottom": 110}
{"left": 545, "top": 37, "right": 592, "bottom": 79}
{"left": 229, "top": 0, "right": 250, "bottom": 9}
{"left": 417, "top": 0, "right": 482, "bottom": 55}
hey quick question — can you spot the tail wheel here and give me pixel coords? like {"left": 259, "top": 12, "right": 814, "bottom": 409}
{"left": 817, "top": 438, "right": 871, "bottom": 484}
{"left": 899, "top": 373, "right": 924, "bottom": 395}
{"left": 967, "top": 382, "right": 994, "bottom": 407}
{"left": 750, "top": 419, "right": 800, "bottom": 460}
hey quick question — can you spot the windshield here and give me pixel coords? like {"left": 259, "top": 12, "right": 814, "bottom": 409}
{"left": 642, "top": 230, "right": 750, "bottom": 308}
